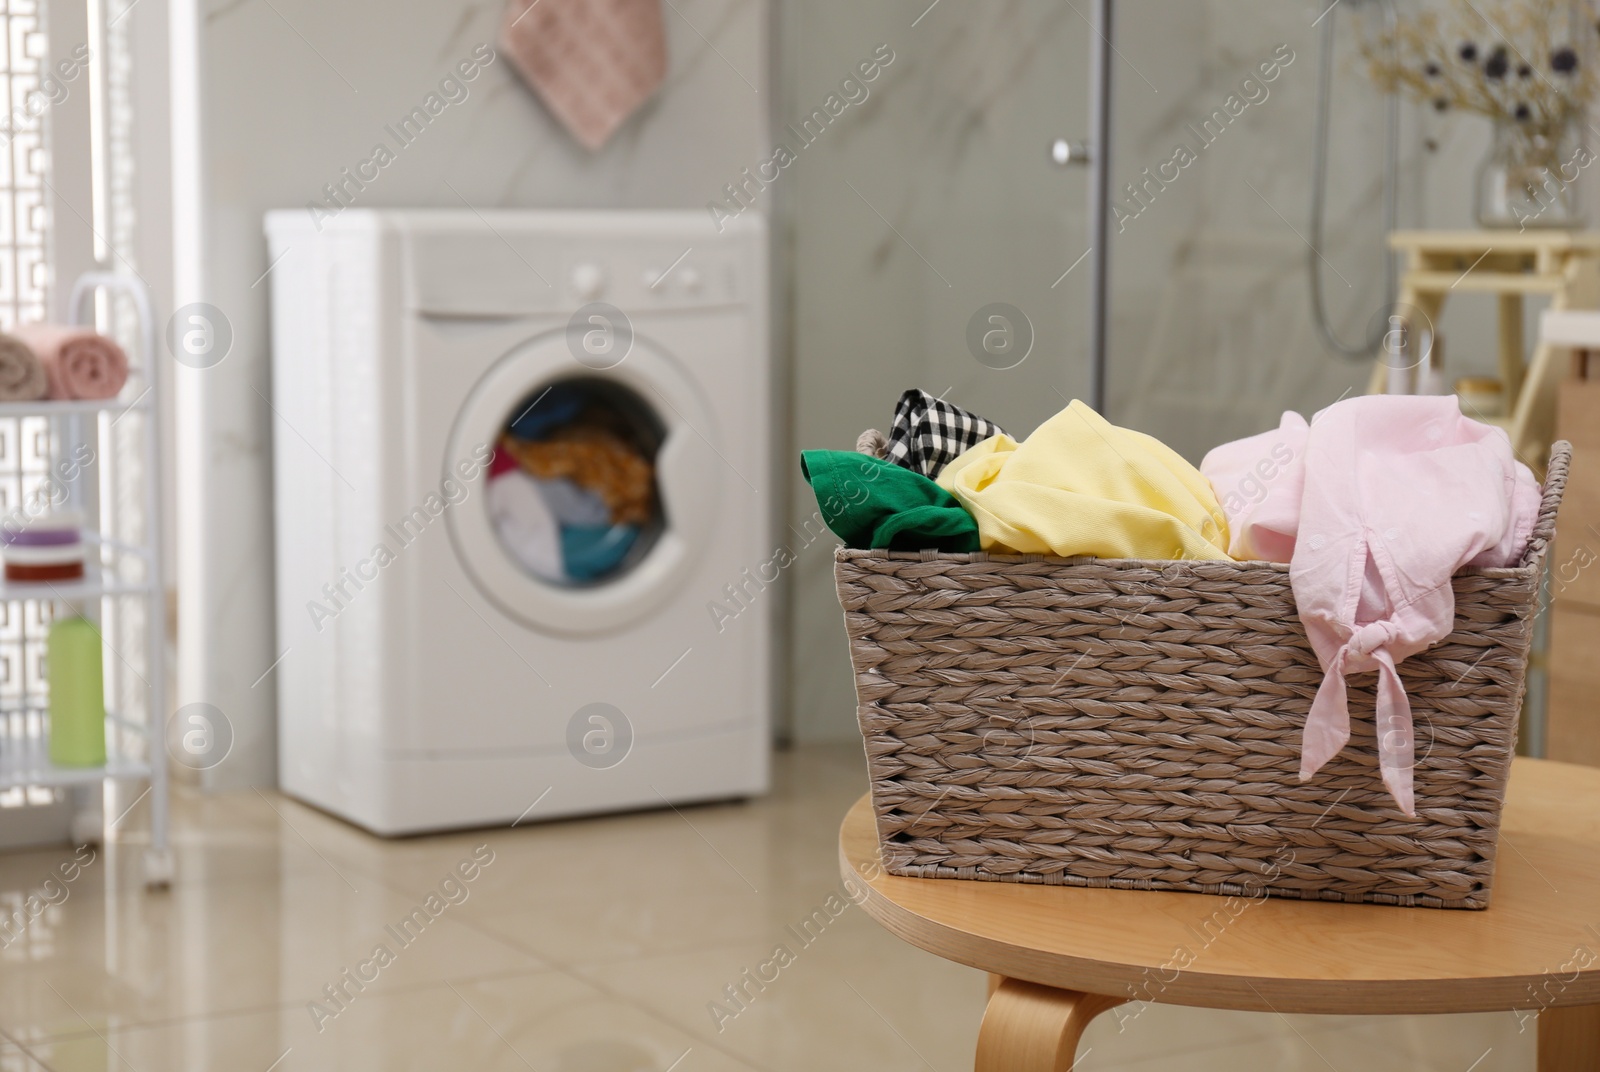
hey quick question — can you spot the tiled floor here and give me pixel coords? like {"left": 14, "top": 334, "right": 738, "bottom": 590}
{"left": 0, "top": 746, "right": 1535, "bottom": 1071}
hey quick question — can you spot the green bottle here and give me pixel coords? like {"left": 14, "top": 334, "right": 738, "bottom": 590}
{"left": 48, "top": 614, "right": 106, "bottom": 767}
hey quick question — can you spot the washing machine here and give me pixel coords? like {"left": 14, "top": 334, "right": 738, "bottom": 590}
{"left": 264, "top": 209, "right": 772, "bottom": 834}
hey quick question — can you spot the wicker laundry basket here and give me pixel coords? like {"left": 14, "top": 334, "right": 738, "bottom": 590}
{"left": 835, "top": 441, "right": 1571, "bottom": 909}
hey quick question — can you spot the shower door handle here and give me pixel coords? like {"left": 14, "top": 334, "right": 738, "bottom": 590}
{"left": 1050, "top": 139, "right": 1092, "bottom": 166}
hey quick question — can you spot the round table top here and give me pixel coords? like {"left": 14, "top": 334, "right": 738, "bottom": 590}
{"left": 839, "top": 757, "right": 1600, "bottom": 1015}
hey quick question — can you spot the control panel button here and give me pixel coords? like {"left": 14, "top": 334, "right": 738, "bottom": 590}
{"left": 569, "top": 262, "right": 606, "bottom": 300}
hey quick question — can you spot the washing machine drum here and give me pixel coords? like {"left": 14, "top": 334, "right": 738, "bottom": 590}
{"left": 447, "top": 332, "right": 722, "bottom": 636}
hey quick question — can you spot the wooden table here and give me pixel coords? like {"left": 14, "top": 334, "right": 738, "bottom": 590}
{"left": 839, "top": 757, "right": 1600, "bottom": 1071}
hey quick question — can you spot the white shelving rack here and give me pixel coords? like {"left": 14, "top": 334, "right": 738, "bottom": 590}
{"left": 0, "top": 272, "right": 170, "bottom": 888}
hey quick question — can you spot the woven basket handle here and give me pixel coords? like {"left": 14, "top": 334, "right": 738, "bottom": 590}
{"left": 1521, "top": 440, "right": 1572, "bottom": 570}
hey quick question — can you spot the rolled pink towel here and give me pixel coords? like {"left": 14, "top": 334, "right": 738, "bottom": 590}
{"left": 11, "top": 324, "right": 129, "bottom": 400}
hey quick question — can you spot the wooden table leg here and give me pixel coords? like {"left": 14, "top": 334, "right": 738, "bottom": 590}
{"left": 1539, "top": 1005, "right": 1600, "bottom": 1072}
{"left": 1499, "top": 290, "right": 1524, "bottom": 405}
{"left": 975, "top": 977, "right": 1125, "bottom": 1072}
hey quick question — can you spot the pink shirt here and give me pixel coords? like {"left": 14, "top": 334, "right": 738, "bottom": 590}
{"left": 1202, "top": 396, "right": 1539, "bottom": 815}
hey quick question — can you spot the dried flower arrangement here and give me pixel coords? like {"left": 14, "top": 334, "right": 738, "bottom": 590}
{"left": 1358, "top": 0, "right": 1597, "bottom": 125}
{"left": 1360, "top": 0, "right": 1597, "bottom": 226}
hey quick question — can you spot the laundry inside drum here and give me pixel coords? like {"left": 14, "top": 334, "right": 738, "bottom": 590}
{"left": 487, "top": 376, "right": 666, "bottom": 587}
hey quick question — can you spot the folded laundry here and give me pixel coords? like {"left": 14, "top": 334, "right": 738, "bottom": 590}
{"left": 4, "top": 541, "right": 87, "bottom": 564}
{"left": 488, "top": 468, "right": 564, "bottom": 581}
{"left": 2, "top": 529, "right": 81, "bottom": 547}
{"left": 1203, "top": 395, "right": 1540, "bottom": 815}
{"left": 0, "top": 333, "right": 47, "bottom": 402}
{"left": 2, "top": 510, "right": 85, "bottom": 582}
{"left": 801, "top": 450, "right": 980, "bottom": 552}
{"left": 535, "top": 476, "right": 611, "bottom": 528}
{"left": 882, "top": 388, "right": 1008, "bottom": 479}
{"left": 508, "top": 382, "right": 586, "bottom": 441}
{"left": 11, "top": 324, "right": 129, "bottom": 400}
{"left": 500, "top": 427, "right": 654, "bottom": 526}
{"left": 561, "top": 524, "right": 639, "bottom": 581}
{"left": 936, "top": 400, "right": 1232, "bottom": 561}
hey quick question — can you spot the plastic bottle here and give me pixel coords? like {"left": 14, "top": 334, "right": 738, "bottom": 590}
{"left": 48, "top": 613, "right": 106, "bottom": 767}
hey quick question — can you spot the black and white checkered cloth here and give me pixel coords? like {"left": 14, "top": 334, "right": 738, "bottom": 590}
{"left": 884, "top": 389, "right": 1008, "bottom": 479}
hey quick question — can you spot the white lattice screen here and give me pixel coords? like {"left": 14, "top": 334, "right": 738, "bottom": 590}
{"left": 0, "top": 0, "right": 52, "bottom": 817}
{"left": 0, "top": 0, "right": 50, "bottom": 331}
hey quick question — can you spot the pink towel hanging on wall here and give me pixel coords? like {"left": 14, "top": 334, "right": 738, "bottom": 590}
{"left": 500, "top": 0, "right": 669, "bottom": 151}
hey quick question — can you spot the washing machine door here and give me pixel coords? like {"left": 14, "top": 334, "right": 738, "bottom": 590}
{"left": 446, "top": 331, "right": 720, "bottom": 635}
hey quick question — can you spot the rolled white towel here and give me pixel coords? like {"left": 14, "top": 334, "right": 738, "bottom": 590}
{"left": 0, "top": 332, "right": 47, "bottom": 402}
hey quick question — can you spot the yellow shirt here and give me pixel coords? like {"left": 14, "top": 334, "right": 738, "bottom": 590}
{"left": 936, "top": 400, "right": 1232, "bottom": 561}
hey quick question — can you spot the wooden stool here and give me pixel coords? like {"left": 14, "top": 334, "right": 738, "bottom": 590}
{"left": 1372, "top": 231, "right": 1600, "bottom": 473}
{"left": 840, "top": 757, "right": 1600, "bottom": 1071}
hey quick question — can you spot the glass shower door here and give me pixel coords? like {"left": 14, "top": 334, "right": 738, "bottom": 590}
{"left": 780, "top": 0, "right": 1464, "bottom": 742}
{"left": 778, "top": 1, "right": 1093, "bottom": 741}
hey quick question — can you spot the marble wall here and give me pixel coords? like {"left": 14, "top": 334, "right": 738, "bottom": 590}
{"left": 190, "top": 0, "right": 1587, "bottom": 767}
{"left": 187, "top": 0, "right": 767, "bottom": 785}
{"left": 780, "top": 0, "right": 1572, "bottom": 742}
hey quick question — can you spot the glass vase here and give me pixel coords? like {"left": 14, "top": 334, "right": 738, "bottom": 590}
{"left": 1474, "top": 115, "right": 1589, "bottom": 230}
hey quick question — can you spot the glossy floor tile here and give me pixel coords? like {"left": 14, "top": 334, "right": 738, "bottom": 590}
{"left": 578, "top": 924, "right": 989, "bottom": 1071}
{"left": 0, "top": 745, "right": 1545, "bottom": 1070}
{"left": 23, "top": 973, "right": 764, "bottom": 1072}
{"left": 0, "top": 863, "right": 545, "bottom": 1043}
{"left": 0, "top": 1041, "right": 48, "bottom": 1072}
{"left": 1332, "top": 1011, "right": 1535, "bottom": 1071}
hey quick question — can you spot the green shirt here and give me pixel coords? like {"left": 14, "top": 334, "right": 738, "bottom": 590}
{"left": 800, "top": 450, "right": 981, "bottom": 552}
